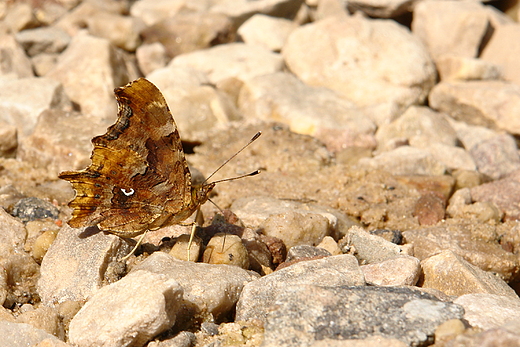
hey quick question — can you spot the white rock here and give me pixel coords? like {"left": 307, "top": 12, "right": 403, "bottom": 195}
{"left": 238, "top": 14, "right": 298, "bottom": 52}
{"left": 69, "top": 270, "right": 182, "bottom": 347}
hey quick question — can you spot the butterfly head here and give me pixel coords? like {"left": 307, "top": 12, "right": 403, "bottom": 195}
{"left": 191, "top": 182, "right": 216, "bottom": 206}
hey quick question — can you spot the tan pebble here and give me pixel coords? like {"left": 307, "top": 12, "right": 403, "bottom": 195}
{"left": 435, "top": 318, "right": 466, "bottom": 341}
{"left": 317, "top": 236, "right": 342, "bottom": 255}
{"left": 169, "top": 234, "right": 202, "bottom": 262}
{"left": 32, "top": 229, "right": 58, "bottom": 262}
{"left": 203, "top": 233, "right": 249, "bottom": 269}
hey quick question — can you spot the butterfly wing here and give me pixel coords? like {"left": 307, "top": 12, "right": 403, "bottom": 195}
{"left": 59, "top": 78, "right": 193, "bottom": 237}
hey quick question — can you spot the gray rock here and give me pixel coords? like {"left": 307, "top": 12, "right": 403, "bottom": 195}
{"left": 14, "top": 26, "right": 70, "bottom": 56}
{"left": 261, "top": 285, "right": 464, "bottom": 347}
{"left": 469, "top": 134, "right": 520, "bottom": 180}
{"left": 132, "top": 252, "right": 259, "bottom": 324}
{"left": 11, "top": 197, "right": 59, "bottom": 223}
{"left": 342, "top": 226, "right": 407, "bottom": 264}
{"left": 454, "top": 294, "right": 520, "bottom": 330}
{"left": 38, "top": 224, "right": 132, "bottom": 306}
{"left": 171, "top": 42, "right": 284, "bottom": 84}
{"left": 236, "top": 254, "right": 365, "bottom": 322}
{"left": 86, "top": 12, "right": 143, "bottom": 52}
{"left": 69, "top": 270, "right": 182, "bottom": 347}
{"left": 0, "top": 321, "right": 69, "bottom": 347}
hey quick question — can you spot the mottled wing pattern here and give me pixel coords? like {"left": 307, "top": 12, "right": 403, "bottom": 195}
{"left": 58, "top": 78, "right": 192, "bottom": 237}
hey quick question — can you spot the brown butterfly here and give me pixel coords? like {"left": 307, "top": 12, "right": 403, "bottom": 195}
{"left": 59, "top": 78, "right": 259, "bottom": 257}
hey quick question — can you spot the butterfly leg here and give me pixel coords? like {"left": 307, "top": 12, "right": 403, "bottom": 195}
{"left": 186, "top": 207, "right": 202, "bottom": 261}
{"left": 121, "top": 230, "right": 148, "bottom": 261}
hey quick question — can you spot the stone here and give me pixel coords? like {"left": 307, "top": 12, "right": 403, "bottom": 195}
{"left": 236, "top": 254, "right": 365, "bottom": 321}
{"left": 135, "top": 42, "right": 168, "bottom": 76}
{"left": 0, "top": 77, "right": 71, "bottom": 138}
{"left": 11, "top": 197, "right": 59, "bottom": 223}
{"left": 285, "top": 244, "right": 331, "bottom": 262}
{"left": 342, "top": 226, "right": 407, "bottom": 264}
{"left": 358, "top": 146, "right": 446, "bottom": 176}
{"left": 316, "top": 236, "right": 342, "bottom": 255}
{"left": 361, "top": 255, "right": 421, "bottom": 286}
{"left": 238, "top": 14, "right": 298, "bottom": 52}
{"left": 141, "top": 12, "right": 234, "bottom": 57}
{"left": 481, "top": 23, "right": 520, "bottom": 85}
{"left": 130, "top": 0, "right": 187, "bottom": 26}
{"left": 420, "top": 143, "right": 476, "bottom": 172}
{"left": 413, "top": 192, "right": 446, "bottom": 226}
{"left": 171, "top": 43, "right": 284, "bottom": 84}
{"left": 429, "top": 81, "right": 520, "bottom": 136}
{"left": 0, "top": 121, "right": 17, "bottom": 158}
{"left": 260, "top": 285, "right": 464, "bottom": 347}
{"left": 283, "top": 15, "right": 436, "bottom": 124}
{"left": 468, "top": 134, "right": 520, "bottom": 180}
{"left": 16, "top": 305, "right": 60, "bottom": 337}
{"left": 454, "top": 294, "right": 520, "bottom": 330}
{"left": 238, "top": 72, "right": 376, "bottom": 152}
{"left": 0, "top": 321, "right": 68, "bottom": 347}
{"left": 375, "top": 106, "right": 458, "bottom": 152}
{"left": 421, "top": 250, "right": 518, "bottom": 299}
{"left": 403, "top": 222, "right": 519, "bottom": 281}
{"left": 86, "top": 12, "right": 143, "bottom": 52}
{"left": 14, "top": 26, "right": 70, "bottom": 57}
{"left": 0, "top": 34, "right": 34, "bottom": 78}
{"left": 436, "top": 55, "right": 502, "bottom": 82}
{"left": 46, "top": 32, "right": 136, "bottom": 121}
{"left": 203, "top": 233, "right": 250, "bottom": 269}
{"left": 3, "top": 2, "right": 39, "bottom": 32}
{"left": 412, "top": 0, "right": 489, "bottom": 61}
{"left": 132, "top": 252, "right": 259, "bottom": 325}
{"left": 38, "top": 225, "right": 132, "bottom": 306}
{"left": 260, "top": 211, "right": 331, "bottom": 249}
{"left": 471, "top": 170, "right": 520, "bottom": 221}
{"left": 69, "top": 270, "right": 182, "bottom": 347}
{"left": 345, "top": 0, "right": 413, "bottom": 18}
{"left": 31, "top": 53, "right": 59, "bottom": 77}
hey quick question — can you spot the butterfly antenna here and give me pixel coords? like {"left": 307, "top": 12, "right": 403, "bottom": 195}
{"left": 203, "top": 131, "right": 262, "bottom": 184}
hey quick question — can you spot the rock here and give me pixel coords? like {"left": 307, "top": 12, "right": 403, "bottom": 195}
{"left": 132, "top": 252, "right": 259, "bottom": 325}
{"left": 236, "top": 254, "right": 365, "bottom": 321}
{"left": 316, "top": 236, "right": 342, "bottom": 255}
{"left": 341, "top": 226, "right": 408, "bottom": 264}
{"left": 375, "top": 106, "right": 458, "bottom": 151}
{"left": 429, "top": 81, "right": 520, "bottom": 136}
{"left": 421, "top": 250, "right": 518, "bottom": 298}
{"left": 413, "top": 191, "right": 446, "bottom": 226}
{"left": 260, "top": 211, "right": 331, "bottom": 249}
{"left": 471, "top": 170, "right": 520, "bottom": 221}
{"left": 135, "top": 42, "right": 168, "bottom": 76}
{"left": 468, "top": 134, "right": 520, "bottom": 180}
{"left": 412, "top": 0, "right": 489, "bottom": 61}
{"left": 361, "top": 255, "right": 421, "bottom": 286}
{"left": 448, "top": 321, "right": 520, "bottom": 347}
{"left": 141, "top": 12, "right": 234, "bottom": 57}
{"left": 14, "top": 27, "right": 70, "bottom": 57}
{"left": 358, "top": 146, "right": 446, "bottom": 176}
{"left": 203, "top": 233, "right": 250, "bottom": 269}
{"left": 86, "top": 12, "right": 143, "bottom": 52}
{"left": 481, "top": 23, "right": 520, "bottom": 85}
{"left": 420, "top": 143, "right": 476, "bottom": 172}
{"left": 454, "top": 294, "right": 520, "bottom": 330}
{"left": 285, "top": 244, "right": 331, "bottom": 262}
{"left": 260, "top": 285, "right": 464, "bottom": 347}
{"left": 16, "top": 305, "right": 61, "bottom": 337}
{"left": 0, "top": 205, "right": 26, "bottom": 256}
{"left": 146, "top": 65, "right": 240, "bottom": 142}
{"left": 238, "top": 14, "right": 298, "bottom": 52}
{"left": 345, "top": 0, "right": 412, "bottom": 18}
{"left": 0, "top": 77, "right": 72, "bottom": 138}
{"left": 171, "top": 43, "right": 284, "bottom": 84}
{"left": 403, "top": 221, "right": 519, "bottom": 281}
{"left": 46, "top": 32, "right": 136, "bottom": 121}
{"left": 0, "top": 321, "right": 68, "bottom": 347}
{"left": 231, "top": 196, "right": 358, "bottom": 241}
{"left": 38, "top": 225, "right": 132, "bottom": 306}
{"left": 69, "top": 270, "right": 182, "bottom": 347}
{"left": 0, "top": 121, "right": 17, "bottom": 158}
{"left": 436, "top": 55, "right": 502, "bottom": 82}
{"left": 3, "top": 2, "right": 39, "bottom": 32}
{"left": 130, "top": 0, "right": 185, "bottom": 26}
{"left": 238, "top": 72, "right": 376, "bottom": 151}
{"left": 11, "top": 197, "right": 59, "bottom": 223}
{"left": 283, "top": 15, "right": 436, "bottom": 124}
{"left": 0, "top": 34, "right": 33, "bottom": 78}
{"left": 31, "top": 53, "right": 59, "bottom": 77}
